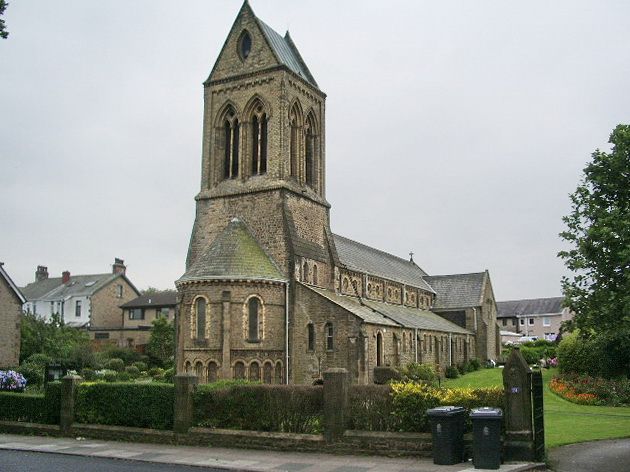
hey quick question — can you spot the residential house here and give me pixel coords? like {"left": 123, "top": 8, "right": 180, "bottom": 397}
{"left": 21, "top": 259, "right": 141, "bottom": 340}
{"left": 497, "top": 297, "right": 573, "bottom": 342}
{"left": 0, "top": 262, "right": 26, "bottom": 367}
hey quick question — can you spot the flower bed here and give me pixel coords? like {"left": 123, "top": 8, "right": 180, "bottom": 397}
{"left": 550, "top": 374, "right": 630, "bottom": 406}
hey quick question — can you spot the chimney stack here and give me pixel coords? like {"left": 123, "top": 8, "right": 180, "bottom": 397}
{"left": 62, "top": 271, "right": 71, "bottom": 284}
{"left": 36, "top": 265, "right": 49, "bottom": 281}
{"left": 112, "top": 258, "right": 126, "bottom": 275}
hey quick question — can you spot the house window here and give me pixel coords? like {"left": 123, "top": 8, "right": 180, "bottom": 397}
{"left": 248, "top": 297, "right": 261, "bottom": 341}
{"left": 158, "top": 307, "right": 169, "bottom": 319}
{"left": 325, "top": 322, "right": 334, "bottom": 350}
{"left": 502, "top": 319, "right": 507, "bottom": 326}
{"left": 94, "top": 332, "right": 109, "bottom": 340}
{"left": 528, "top": 318, "right": 535, "bottom": 326}
{"left": 543, "top": 317, "right": 551, "bottom": 326}
{"left": 75, "top": 300, "right": 82, "bottom": 317}
{"left": 129, "top": 308, "right": 144, "bottom": 320}
{"left": 50, "top": 301, "right": 55, "bottom": 314}
{"left": 116, "top": 284, "right": 123, "bottom": 298}
{"left": 196, "top": 298, "right": 206, "bottom": 339}
{"left": 32, "top": 303, "right": 37, "bottom": 314}
{"left": 519, "top": 318, "right": 525, "bottom": 326}
{"left": 307, "top": 323, "right": 315, "bottom": 351}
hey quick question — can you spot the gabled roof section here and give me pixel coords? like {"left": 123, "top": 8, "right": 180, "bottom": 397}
{"left": 207, "top": 1, "right": 318, "bottom": 89}
{"left": 23, "top": 273, "right": 139, "bottom": 301}
{"left": 333, "top": 234, "right": 434, "bottom": 293}
{"left": 303, "top": 285, "right": 471, "bottom": 334}
{"left": 0, "top": 263, "right": 26, "bottom": 304}
{"left": 178, "top": 218, "right": 286, "bottom": 284}
{"left": 497, "top": 297, "right": 564, "bottom": 318}
{"left": 425, "top": 272, "right": 487, "bottom": 310}
{"left": 120, "top": 292, "right": 177, "bottom": 309}
{"left": 257, "top": 21, "right": 318, "bottom": 87}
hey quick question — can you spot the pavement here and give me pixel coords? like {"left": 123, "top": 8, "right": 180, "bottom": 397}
{"left": 548, "top": 438, "right": 630, "bottom": 472}
{"left": 0, "top": 433, "right": 545, "bottom": 472}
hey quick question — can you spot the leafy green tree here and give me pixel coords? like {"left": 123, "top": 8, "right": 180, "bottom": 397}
{"left": 558, "top": 124, "right": 630, "bottom": 376}
{"left": 0, "top": 1, "right": 9, "bottom": 39}
{"left": 146, "top": 316, "right": 175, "bottom": 368}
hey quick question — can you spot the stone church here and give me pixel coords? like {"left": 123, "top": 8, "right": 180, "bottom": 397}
{"left": 175, "top": 1, "right": 500, "bottom": 385}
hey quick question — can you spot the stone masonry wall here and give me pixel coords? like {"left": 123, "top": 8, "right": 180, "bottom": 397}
{"left": 89, "top": 277, "right": 139, "bottom": 329}
{"left": 0, "top": 276, "right": 21, "bottom": 367}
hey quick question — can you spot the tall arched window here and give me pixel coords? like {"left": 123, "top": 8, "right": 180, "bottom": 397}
{"left": 312, "top": 264, "right": 318, "bottom": 286}
{"left": 289, "top": 103, "right": 301, "bottom": 178}
{"left": 222, "top": 106, "right": 240, "bottom": 179}
{"left": 302, "top": 261, "right": 309, "bottom": 283}
{"left": 250, "top": 100, "right": 267, "bottom": 176}
{"left": 305, "top": 113, "right": 317, "bottom": 188}
{"left": 392, "top": 334, "right": 399, "bottom": 367}
{"left": 185, "top": 361, "right": 192, "bottom": 374}
{"left": 325, "top": 322, "right": 334, "bottom": 351}
{"left": 248, "top": 297, "right": 261, "bottom": 341}
{"left": 307, "top": 323, "right": 315, "bottom": 351}
{"left": 195, "top": 361, "right": 204, "bottom": 382}
{"left": 195, "top": 298, "right": 206, "bottom": 339}
{"left": 234, "top": 361, "right": 245, "bottom": 380}
{"left": 376, "top": 332, "right": 383, "bottom": 367}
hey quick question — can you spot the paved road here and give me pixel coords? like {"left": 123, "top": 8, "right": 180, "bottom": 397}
{"left": 548, "top": 438, "right": 630, "bottom": 472}
{"left": 0, "top": 449, "right": 226, "bottom": 472}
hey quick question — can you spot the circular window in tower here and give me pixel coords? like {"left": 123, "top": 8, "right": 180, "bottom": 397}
{"left": 239, "top": 31, "right": 252, "bottom": 60}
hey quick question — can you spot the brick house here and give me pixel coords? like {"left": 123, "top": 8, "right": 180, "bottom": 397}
{"left": 497, "top": 297, "right": 573, "bottom": 342}
{"left": 21, "top": 259, "right": 141, "bottom": 341}
{"left": 0, "top": 262, "right": 26, "bottom": 368}
{"left": 175, "top": 2, "right": 501, "bottom": 385}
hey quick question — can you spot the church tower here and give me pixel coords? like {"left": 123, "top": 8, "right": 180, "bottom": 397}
{"left": 176, "top": 1, "right": 338, "bottom": 383}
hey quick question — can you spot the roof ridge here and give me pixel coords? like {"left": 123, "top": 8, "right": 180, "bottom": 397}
{"left": 426, "top": 272, "right": 486, "bottom": 278}
{"left": 498, "top": 296, "right": 563, "bottom": 303}
{"left": 333, "top": 233, "right": 418, "bottom": 267}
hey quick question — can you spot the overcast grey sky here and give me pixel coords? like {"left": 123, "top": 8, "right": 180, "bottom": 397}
{"left": 1, "top": 1, "right": 629, "bottom": 299}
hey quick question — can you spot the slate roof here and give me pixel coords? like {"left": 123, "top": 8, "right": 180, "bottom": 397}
{"left": 256, "top": 20, "right": 318, "bottom": 88}
{"left": 305, "top": 285, "right": 471, "bottom": 334}
{"left": 22, "top": 273, "right": 133, "bottom": 302}
{"left": 0, "top": 263, "right": 26, "bottom": 304}
{"left": 332, "top": 234, "right": 434, "bottom": 293}
{"left": 424, "top": 272, "right": 487, "bottom": 310}
{"left": 120, "top": 292, "right": 177, "bottom": 309}
{"left": 497, "top": 297, "right": 564, "bottom": 318}
{"left": 178, "top": 218, "right": 286, "bottom": 284}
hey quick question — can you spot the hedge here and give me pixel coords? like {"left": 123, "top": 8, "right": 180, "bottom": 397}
{"left": 75, "top": 382, "right": 174, "bottom": 429}
{"left": 194, "top": 383, "right": 323, "bottom": 433}
{"left": 347, "top": 383, "right": 504, "bottom": 433}
{"left": 0, "top": 381, "right": 61, "bottom": 424}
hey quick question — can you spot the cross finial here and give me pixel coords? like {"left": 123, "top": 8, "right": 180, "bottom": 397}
{"left": 409, "top": 251, "right": 414, "bottom": 262}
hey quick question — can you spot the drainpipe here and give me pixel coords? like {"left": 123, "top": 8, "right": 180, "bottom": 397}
{"left": 414, "top": 328, "right": 418, "bottom": 363}
{"left": 285, "top": 281, "right": 289, "bottom": 385}
{"left": 472, "top": 307, "right": 477, "bottom": 332}
{"left": 448, "top": 332, "right": 452, "bottom": 366}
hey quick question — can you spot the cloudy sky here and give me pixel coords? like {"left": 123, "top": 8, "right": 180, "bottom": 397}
{"left": 1, "top": 1, "right": 629, "bottom": 299}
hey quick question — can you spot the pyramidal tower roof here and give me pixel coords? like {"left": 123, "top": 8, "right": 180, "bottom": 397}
{"left": 207, "top": 0, "right": 318, "bottom": 88}
{"left": 178, "top": 218, "right": 286, "bottom": 284}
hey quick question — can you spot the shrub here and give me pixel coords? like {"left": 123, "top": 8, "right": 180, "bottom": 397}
{"left": 348, "top": 385, "right": 397, "bottom": 431}
{"left": 25, "top": 353, "right": 52, "bottom": 367}
{"left": 194, "top": 383, "right": 323, "bottom": 433}
{"left": 124, "top": 366, "right": 140, "bottom": 378}
{"left": 101, "top": 370, "right": 118, "bottom": 383}
{"left": 469, "top": 358, "right": 481, "bottom": 371}
{"left": 162, "top": 367, "right": 175, "bottom": 383}
{"left": 101, "top": 347, "right": 141, "bottom": 365}
{"left": 148, "top": 367, "right": 164, "bottom": 377}
{"left": 44, "top": 381, "right": 62, "bottom": 424}
{"left": 75, "top": 382, "right": 174, "bottom": 429}
{"left": 117, "top": 372, "right": 131, "bottom": 382}
{"left": 445, "top": 366, "right": 459, "bottom": 379}
{"left": 132, "top": 362, "right": 148, "bottom": 373}
{"left": 16, "top": 363, "right": 42, "bottom": 388}
{"left": 105, "top": 358, "right": 125, "bottom": 372}
{"left": 373, "top": 366, "right": 402, "bottom": 384}
{"left": 398, "top": 362, "right": 439, "bottom": 385}
{"left": 80, "top": 368, "right": 97, "bottom": 381}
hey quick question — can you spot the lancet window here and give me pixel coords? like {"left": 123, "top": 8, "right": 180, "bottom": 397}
{"left": 250, "top": 101, "right": 268, "bottom": 176}
{"left": 222, "top": 106, "right": 240, "bottom": 179}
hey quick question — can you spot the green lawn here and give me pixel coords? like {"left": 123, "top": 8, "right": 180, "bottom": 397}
{"left": 443, "top": 367, "right": 630, "bottom": 448}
